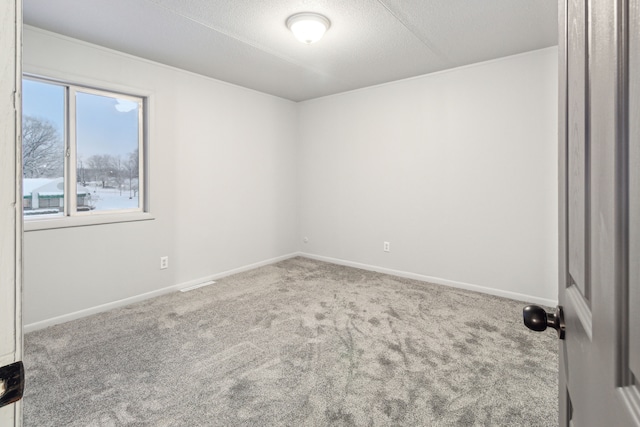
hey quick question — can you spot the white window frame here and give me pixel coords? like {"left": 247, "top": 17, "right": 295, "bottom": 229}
{"left": 23, "top": 74, "right": 151, "bottom": 231}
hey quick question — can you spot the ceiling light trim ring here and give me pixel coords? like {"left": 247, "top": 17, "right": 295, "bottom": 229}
{"left": 286, "top": 12, "right": 331, "bottom": 44}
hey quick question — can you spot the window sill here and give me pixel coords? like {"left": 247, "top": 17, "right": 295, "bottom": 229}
{"left": 24, "top": 212, "right": 155, "bottom": 232}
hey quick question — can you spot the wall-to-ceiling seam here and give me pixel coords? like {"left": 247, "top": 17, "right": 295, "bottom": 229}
{"left": 375, "top": 0, "right": 451, "bottom": 66}
{"left": 144, "top": 0, "right": 350, "bottom": 87}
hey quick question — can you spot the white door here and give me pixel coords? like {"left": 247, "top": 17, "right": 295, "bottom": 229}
{"left": 527, "top": 0, "right": 640, "bottom": 425}
{"left": 0, "top": 0, "right": 23, "bottom": 426}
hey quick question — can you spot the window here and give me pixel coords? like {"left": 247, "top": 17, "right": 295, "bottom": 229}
{"left": 22, "top": 77, "right": 145, "bottom": 221}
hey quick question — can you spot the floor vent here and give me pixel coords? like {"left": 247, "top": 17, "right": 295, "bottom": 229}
{"left": 180, "top": 280, "right": 216, "bottom": 293}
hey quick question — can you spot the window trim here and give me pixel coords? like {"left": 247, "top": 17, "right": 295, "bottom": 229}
{"left": 68, "top": 85, "right": 145, "bottom": 217}
{"left": 22, "top": 73, "right": 150, "bottom": 229}
{"left": 24, "top": 212, "right": 155, "bottom": 232}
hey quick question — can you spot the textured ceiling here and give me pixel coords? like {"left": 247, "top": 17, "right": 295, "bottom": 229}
{"left": 23, "top": 0, "right": 557, "bottom": 102}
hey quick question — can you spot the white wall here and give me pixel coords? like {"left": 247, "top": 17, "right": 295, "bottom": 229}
{"left": 22, "top": 27, "right": 299, "bottom": 327}
{"left": 22, "top": 27, "right": 558, "bottom": 328}
{"left": 297, "top": 47, "right": 558, "bottom": 304}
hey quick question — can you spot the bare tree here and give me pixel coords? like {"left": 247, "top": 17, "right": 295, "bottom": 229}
{"left": 87, "top": 154, "right": 116, "bottom": 188}
{"left": 77, "top": 155, "right": 88, "bottom": 186}
{"left": 124, "top": 148, "right": 139, "bottom": 198}
{"left": 22, "top": 115, "right": 63, "bottom": 178}
{"left": 128, "top": 148, "right": 139, "bottom": 178}
{"left": 113, "top": 156, "right": 124, "bottom": 195}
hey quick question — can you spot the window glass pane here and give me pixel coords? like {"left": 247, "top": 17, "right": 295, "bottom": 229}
{"left": 22, "top": 79, "right": 65, "bottom": 218}
{"left": 76, "top": 91, "right": 140, "bottom": 213}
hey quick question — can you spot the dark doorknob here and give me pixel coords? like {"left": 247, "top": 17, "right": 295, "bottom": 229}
{"left": 523, "top": 305, "right": 565, "bottom": 340}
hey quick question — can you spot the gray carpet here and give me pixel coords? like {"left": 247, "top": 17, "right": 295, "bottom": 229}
{"left": 24, "top": 257, "right": 558, "bottom": 426}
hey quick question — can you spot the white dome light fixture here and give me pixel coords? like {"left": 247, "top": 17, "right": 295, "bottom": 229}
{"left": 286, "top": 12, "right": 331, "bottom": 44}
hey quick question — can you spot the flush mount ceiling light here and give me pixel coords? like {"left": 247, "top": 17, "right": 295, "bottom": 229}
{"left": 286, "top": 12, "right": 331, "bottom": 44}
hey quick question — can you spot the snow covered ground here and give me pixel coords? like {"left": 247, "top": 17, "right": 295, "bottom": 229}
{"left": 87, "top": 185, "right": 139, "bottom": 211}
{"left": 23, "top": 178, "right": 139, "bottom": 216}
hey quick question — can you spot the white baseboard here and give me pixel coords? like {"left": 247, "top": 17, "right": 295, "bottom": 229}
{"left": 174, "top": 252, "right": 299, "bottom": 291}
{"left": 24, "top": 284, "right": 184, "bottom": 334}
{"left": 24, "top": 252, "right": 299, "bottom": 333}
{"left": 25, "top": 251, "right": 556, "bottom": 333}
{"left": 298, "top": 252, "right": 558, "bottom": 307}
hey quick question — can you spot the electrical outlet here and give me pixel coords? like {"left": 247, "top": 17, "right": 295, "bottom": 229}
{"left": 384, "top": 242, "right": 390, "bottom": 252}
{"left": 160, "top": 256, "right": 169, "bottom": 269}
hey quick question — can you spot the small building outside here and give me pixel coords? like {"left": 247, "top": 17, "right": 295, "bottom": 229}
{"left": 23, "top": 178, "right": 92, "bottom": 215}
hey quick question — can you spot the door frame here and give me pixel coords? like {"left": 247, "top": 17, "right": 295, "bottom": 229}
{"left": 557, "top": 0, "right": 568, "bottom": 421}
{"left": 0, "top": 0, "right": 23, "bottom": 425}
